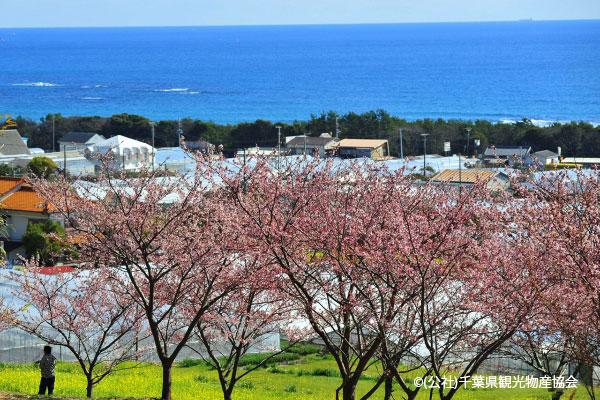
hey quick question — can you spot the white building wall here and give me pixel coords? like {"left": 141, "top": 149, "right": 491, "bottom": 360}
{"left": 6, "top": 215, "right": 31, "bottom": 241}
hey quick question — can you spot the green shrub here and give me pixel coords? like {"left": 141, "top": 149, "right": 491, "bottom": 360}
{"left": 236, "top": 351, "right": 301, "bottom": 368}
{"left": 239, "top": 381, "right": 255, "bottom": 389}
{"left": 267, "top": 365, "right": 293, "bottom": 374}
{"left": 180, "top": 358, "right": 203, "bottom": 368}
{"left": 27, "top": 156, "right": 57, "bottom": 178}
{"left": 297, "top": 368, "right": 340, "bottom": 378}
{"left": 283, "top": 384, "right": 297, "bottom": 393}
{"left": 283, "top": 342, "right": 321, "bottom": 356}
{"left": 314, "top": 368, "right": 340, "bottom": 377}
{"left": 181, "top": 352, "right": 301, "bottom": 370}
{"left": 194, "top": 375, "right": 209, "bottom": 383}
{"left": 22, "top": 220, "right": 73, "bottom": 266}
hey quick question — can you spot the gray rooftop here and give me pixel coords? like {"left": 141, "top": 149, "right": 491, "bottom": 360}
{"left": 286, "top": 136, "right": 337, "bottom": 148}
{"left": 0, "top": 130, "right": 31, "bottom": 156}
{"left": 59, "top": 131, "right": 104, "bottom": 144}
{"left": 484, "top": 146, "right": 531, "bottom": 158}
{"left": 532, "top": 150, "right": 559, "bottom": 158}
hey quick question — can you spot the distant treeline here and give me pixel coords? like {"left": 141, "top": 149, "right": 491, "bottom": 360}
{"left": 4, "top": 110, "right": 600, "bottom": 157}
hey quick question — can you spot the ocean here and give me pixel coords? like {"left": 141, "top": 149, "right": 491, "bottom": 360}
{"left": 0, "top": 20, "right": 599, "bottom": 124}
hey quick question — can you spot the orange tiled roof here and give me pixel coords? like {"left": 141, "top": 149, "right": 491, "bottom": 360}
{"left": 0, "top": 177, "right": 53, "bottom": 213}
{"left": 0, "top": 177, "right": 25, "bottom": 196}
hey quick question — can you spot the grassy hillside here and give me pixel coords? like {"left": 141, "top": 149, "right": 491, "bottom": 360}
{"left": 0, "top": 354, "right": 586, "bottom": 400}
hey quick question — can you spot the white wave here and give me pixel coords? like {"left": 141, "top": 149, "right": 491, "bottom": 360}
{"left": 185, "top": 91, "right": 200, "bottom": 94}
{"left": 94, "top": 84, "right": 108, "bottom": 88}
{"left": 81, "top": 97, "right": 103, "bottom": 100}
{"left": 12, "top": 82, "right": 63, "bottom": 87}
{"left": 80, "top": 85, "right": 91, "bottom": 89}
{"left": 499, "top": 118, "right": 556, "bottom": 127}
{"left": 530, "top": 119, "right": 560, "bottom": 127}
{"left": 154, "top": 88, "right": 189, "bottom": 92}
{"left": 500, "top": 118, "right": 599, "bottom": 128}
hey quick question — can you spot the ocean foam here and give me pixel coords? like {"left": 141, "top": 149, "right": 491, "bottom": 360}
{"left": 81, "top": 97, "right": 103, "bottom": 100}
{"left": 154, "top": 88, "right": 189, "bottom": 92}
{"left": 499, "top": 118, "right": 599, "bottom": 128}
{"left": 12, "top": 82, "right": 63, "bottom": 87}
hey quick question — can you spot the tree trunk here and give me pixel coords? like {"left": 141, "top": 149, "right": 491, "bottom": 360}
{"left": 383, "top": 376, "right": 393, "bottom": 400}
{"left": 86, "top": 376, "right": 94, "bottom": 398}
{"left": 551, "top": 388, "right": 565, "bottom": 400}
{"left": 223, "top": 387, "right": 233, "bottom": 400}
{"left": 343, "top": 381, "right": 357, "bottom": 400}
{"left": 161, "top": 361, "right": 173, "bottom": 400}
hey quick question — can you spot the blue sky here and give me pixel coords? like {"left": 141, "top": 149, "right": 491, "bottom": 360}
{"left": 2, "top": 0, "right": 599, "bottom": 28}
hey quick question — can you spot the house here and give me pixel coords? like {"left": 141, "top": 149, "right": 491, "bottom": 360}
{"left": 285, "top": 135, "right": 338, "bottom": 156}
{"left": 0, "top": 177, "right": 57, "bottom": 263}
{"left": 431, "top": 169, "right": 511, "bottom": 191}
{"left": 527, "top": 150, "right": 560, "bottom": 170}
{"left": 86, "top": 135, "right": 156, "bottom": 172}
{"left": 0, "top": 130, "right": 31, "bottom": 156}
{"left": 334, "top": 139, "right": 389, "bottom": 160}
{"left": 483, "top": 146, "right": 531, "bottom": 167}
{"left": 183, "top": 139, "right": 215, "bottom": 153}
{"left": 236, "top": 146, "right": 280, "bottom": 158}
{"left": 58, "top": 132, "right": 106, "bottom": 152}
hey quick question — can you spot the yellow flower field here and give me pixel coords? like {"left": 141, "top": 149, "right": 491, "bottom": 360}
{"left": 0, "top": 356, "right": 588, "bottom": 400}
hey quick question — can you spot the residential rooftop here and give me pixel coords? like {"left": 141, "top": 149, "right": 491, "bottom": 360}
{"left": 431, "top": 169, "right": 508, "bottom": 184}
{"left": 0, "top": 177, "right": 53, "bottom": 213}
{"left": 335, "top": 139, "right": 388, "bottom": 148}
{"left": 59, "top": 131, "right": 104, "bottom": 144}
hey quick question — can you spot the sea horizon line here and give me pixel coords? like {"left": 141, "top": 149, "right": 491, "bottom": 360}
{"left": 1, "top": 18, "right": 599, "bottom": 30}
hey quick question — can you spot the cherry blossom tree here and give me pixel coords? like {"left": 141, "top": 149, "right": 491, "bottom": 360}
{"left": 502, "top": 326, "right": 578, "bottom": 400}
{"left": 190, "top": 256, "right": 301, "bottom": 400}
{"left": 516, "top": 169, "right": 600, "bottom": 399}
{"left": 11, "top": 268, "right": 143, "bottom": 398}
{"left": 0, "top": 217, "right": 11, "bottom": 332}
{"left": 366, "top": 176, "right": 547, "bottom": 400}
{"left": 211, "top": 156, "right": 398, "bottom": 400}
{"left": 212, "top": 154, "right": 551, "bottom": 400}
{"left": 30, "top": 158, "right": 243, "bottom": 400}
{"left": 213, "top": 156, "right": 484, "bottom": 400}
{"left": 0, "top": 296, "right": 12, "bottom": 332}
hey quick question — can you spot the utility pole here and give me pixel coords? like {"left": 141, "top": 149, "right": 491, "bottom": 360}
{"left": 176, "top": 118, "right": 183, "bottom": 148}
{"left": 52, "top": 115, "right": 55, "bottom": 152}
{"left": 458, "top": 152, "right": 462, "bottom": 195}
{"left": 150, "top": 121, "right": 155, "bottom": 171}
{"left": 303, "top": 134, "right": 307, "bottom": 155}
{"left": 466, "top": 127, "right": 472, "bottom": 157}
{"left": 421, "top": 133, "right": 429, "bottom": 177}
{"left": 276, "top": 125, "right": 282, "bottom": 170}
{"left": 63, "top": 145, "right": 67, "bottom": 179}
{"left": 398, "top": 128, "right": 403, "bottom": 159}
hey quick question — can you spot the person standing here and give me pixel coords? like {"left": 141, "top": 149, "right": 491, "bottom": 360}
{"left": 35, "top": 345, "right": 57, "bottom": 395}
